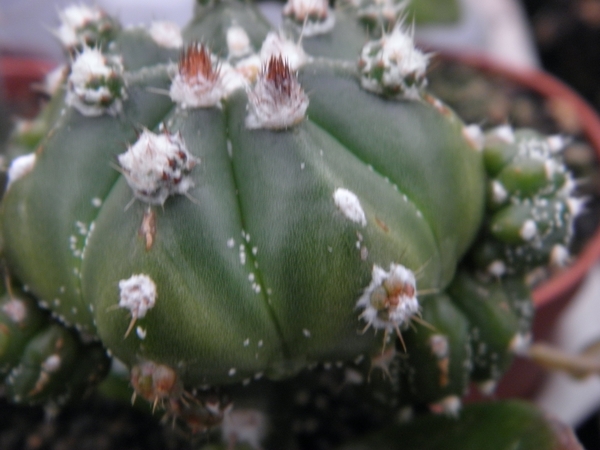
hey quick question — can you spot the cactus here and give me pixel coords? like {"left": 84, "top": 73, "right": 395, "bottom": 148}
{"left": 0, "top": 0, "right": 584, "bottom": 448}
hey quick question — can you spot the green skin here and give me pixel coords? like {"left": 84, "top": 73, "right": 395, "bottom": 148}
{"left": 3, "top": 1, "right": 577, "bottom": 423}
{"left": 1, "top": 0, "right": 484, "bottom": 390}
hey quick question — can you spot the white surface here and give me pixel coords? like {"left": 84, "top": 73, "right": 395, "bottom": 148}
{"left": 416, "top": 0, "right": 539, "bottom": 69}
{"left": 535, "top": 263, "right": 600, "bottom": 426}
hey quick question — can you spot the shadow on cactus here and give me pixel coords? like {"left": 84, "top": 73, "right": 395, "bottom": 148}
{"left": 0, "top": 1, "right": 586, "bottom": 449}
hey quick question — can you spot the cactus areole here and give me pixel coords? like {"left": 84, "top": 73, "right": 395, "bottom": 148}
{"left": 0, "top": 0, "right": 580, "bottom": 418}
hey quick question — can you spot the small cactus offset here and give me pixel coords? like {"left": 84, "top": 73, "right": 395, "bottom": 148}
{"left": 0, "top": 0, "right": 584, "bottom": 448}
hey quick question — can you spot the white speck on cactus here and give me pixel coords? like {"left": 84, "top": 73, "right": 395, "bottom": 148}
{"left": 519, "top": 220, "right": 537, "bottom": 241}
{"left": 357, "top": 263, "right": 419, "bottom": 336}
{"left": 333, "top": 188, "right": 367, "bottom": 226}
{"left": 246, "top": 56, "right": 309, "bottom": 130}
{"left": 429, "top": 335, "right": 449, "bottom": 359}
{"left": 118, "top": 129, "right": 198, "bottom": 205}
{"left": 492, "top": 125, "right": 515, "bottom": 144}
{"left": 66, "top": 47, "right": 126, "bottom": 116}
{"left": 487, "top": 260, "right": 506, "bottom": 277}
{"left": 6, "top": 153, "right": 36, "bottom": 191}
{"left": 2, "top": 299, "right": 27, "bottom": 323}
{"left": 56, "top": 4, "right": 109, "bottom": 49}
{"left": 148, "top": 21, "right": 182, "bottom": 48}
{"left": 430, "top": 395, "right": 461, "bottom": 417}
{"left": 136, "top": 326, "right": 147, "bottom": 340}
{"left": 222, "top": 408, "right": 267, "bottom": 450}
{"left": 478, "top": 379, "right": 498, "bottom": 396}
{"left": 567, "top": 197, "right": 586, "bottom": 217}
{"left": 259, "top": 32, "right": 308, "bottom": 71}
{"left": 546, "top": 135, "right": 567, "bottom": 153}
{"left": 244, "top": 338, "right": 250, "bottom": 346}
{"left": 91, "top": 197, "right": 102, "bottom": 207}
{"left": 42, "top": 64, "right": 68, "bottom": 96}
{"left": 227, "top": 238, "right": 235, "bottom": 248}
{"left": 170, "top": 44, "right": 227, "bottom": 108}
{"left": 227, "top": 26, "right": 253, "bottom": 58}
{"left": 358, "top": 23, "right": 429, "bottom": 99}
{"left": 550, "top": 244, "right": 570, "bottom": 267}
{"left": 283, "top": 0, "right": 335, "bottom": 36}
{"left": 118, "top": 274, "right": 157, "bottom": 337}
{"left": 42, "top": 354, "right": 62, "bottom": 373}
{"left": 228, "top": 368, "right": 237, "bottom": 376}
{"left": 303, "top": 329, "right": 311, "bottom": 338}
{"left": 491, "top": 180, "right": 508, "bottom": 205}
{"left": 462, "top": 124, "right": 484, "bottom": 151}
{"left": 509, "top": 332, "right": 531, "bottom": 355}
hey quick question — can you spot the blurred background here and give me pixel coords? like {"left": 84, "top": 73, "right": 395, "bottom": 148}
{"left": 2, "top": 0, "right": 600, "bottom": 448}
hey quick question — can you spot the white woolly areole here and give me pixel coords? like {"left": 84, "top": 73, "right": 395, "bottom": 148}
{"left": 6, "top": 153, "right": 37, "bottom": 191}
{"left": 118, "top": 274, "right": 157, "bottom": 320}
{"left": 491, "top": 180, "right": 508, "bottom": 205}
{"left": 283, "top": 0, "right": 335, "bottom": 36}
{"left": 487, "top": 260, "right": 506, "bottom": 277}
{"left": 462, "top": 124, "right": 484, "bottom": 151}
{"left": 359, "top": 24, "right": 429, "bottom": 99}
{"left": 66, "top": 47, "right": 126, "bottom": 116}
{"left": 118, "top": 129, "right": 198, "bottom": 205}
{"left": 148, "top": 21, "right": 183, "bottom": 48}
{"left": 245, "top": 57, "right": 309, "bottom": 130}
{"left": 430, "top": 396, "right": 461, "bottom": 417}
{"left": 356, "top": 263, "right": 419, "bottom": 333}
{"left": 227, "top": 26, "right": 253, "bottom": 58}
{"left": 492, "top": 125, "right": 515, "bottom": 144}
{"left": 550, "top": 244, "right": 570, "bottom": 267}
{"left": 2, "top": 299, "right": 27, "bottom": 323}
{"left": 546, "top": 135, "right": 567, "bottom": 153}
{"left": 56, "top": 4, "right": 106, "bottom": 48}
{"left": 259, "top": 32, "right": 308, "bottom": 71}
{"left": 169, "top": 45, "right": 227, "bottom": 108}
{"left": 333, "top": 188, "right": 367, "bottom": 226}
{"left": 222, "top": 408, "right": 267, "bottom": 450}
{"left": 519, "top": 220, "right": 538, "bottom": 241}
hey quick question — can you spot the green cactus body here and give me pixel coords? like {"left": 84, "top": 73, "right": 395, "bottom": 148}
{"left": 1, "top": 0, "right": 486, "bottom": 391}
{"left": 0, "top": 2, "right": 583, "bottom": 443}
{"left": 447, "top": 271, "right": 532, "bottom": 386}
{"left": 1, "top": 281, "right": 110, "bottom": 405}
{"left": 401, "top": 293, "right": 471, "bottom": 412}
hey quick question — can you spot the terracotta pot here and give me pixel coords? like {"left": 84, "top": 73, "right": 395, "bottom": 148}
{"left": 0, "top": 56, "right": 57, "bottom": 118}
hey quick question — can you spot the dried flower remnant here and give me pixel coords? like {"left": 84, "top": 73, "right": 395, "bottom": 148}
{"left": 130, "top": 361, "right": 182, "bottom": 411}
{"left": 246, "top": 56, "right": 309, "bottom": 130}
{"left": 118, "top": 129, "right": 198, "bottom": 205}
{"left": 356, "top": 263, "right": 420, "bottom": 345}
{"left": 170, "top": 43, "right": 227, "bottom": 108}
